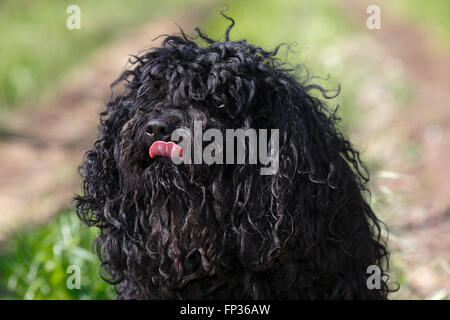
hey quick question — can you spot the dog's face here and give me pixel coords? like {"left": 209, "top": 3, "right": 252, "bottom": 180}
{"left": 116, "top": 39, "right": 278, "bottom": 199}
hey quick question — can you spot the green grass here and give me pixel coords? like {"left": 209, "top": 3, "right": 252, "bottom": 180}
{"left": 0, "top": 211, "right": 113, "bottom": 300}
{"left": 0, "top": 0, "right": 202, "bottom": 112}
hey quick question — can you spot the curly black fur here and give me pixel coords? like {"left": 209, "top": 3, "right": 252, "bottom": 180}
{"left": 74, "top": 16, "right": 393, "bottom": 299}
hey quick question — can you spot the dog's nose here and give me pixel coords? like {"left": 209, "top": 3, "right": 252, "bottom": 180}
{"left": 146, "top": 119, "right": 171, "bottom": 141}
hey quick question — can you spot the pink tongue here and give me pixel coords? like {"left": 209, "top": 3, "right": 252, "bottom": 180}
{"left": 149, "top": 141, "right": 183, "bottom": 159}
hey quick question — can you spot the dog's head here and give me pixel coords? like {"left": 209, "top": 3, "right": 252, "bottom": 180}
{"left": 116, "top": 30, "right": 294, "bottom": 189}
{"left": 74, "top": 18, "right": 390, "bottom": 299}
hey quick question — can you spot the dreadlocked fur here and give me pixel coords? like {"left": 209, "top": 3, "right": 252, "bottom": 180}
{"left": 74, "top": 15, "right": 393, "bottom": 299}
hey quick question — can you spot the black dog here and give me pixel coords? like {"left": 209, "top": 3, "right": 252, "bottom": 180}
{"left": 74, "top": 17, "right": 392, "bottom": 299}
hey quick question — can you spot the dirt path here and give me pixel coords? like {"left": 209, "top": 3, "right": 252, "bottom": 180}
{"left": 0, "top": 5, "right": 215, "bottom": 239}
{"left": 338, "top": 0, "right": 450, "bottom": 298}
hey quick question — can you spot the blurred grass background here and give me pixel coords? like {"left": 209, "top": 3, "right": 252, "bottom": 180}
{"left": 393, "top": 0, "right": 450, "bottom": 47}
{"left": 0, "top": 0, "right": 201, "bottom": 111}
{"left": 0, "top": 0, "right": 449, "bottom": 299}
{"left": 0, "top": 212, "right": 113, "bottom": 299}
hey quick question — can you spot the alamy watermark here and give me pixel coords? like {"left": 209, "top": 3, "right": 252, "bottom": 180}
{"left": 66, "top": 265, "right": 81, "bottom": 290}
{"left": 66, "top": 5, "right": 81, "bottom": 30}
{"left": 366, "top": 5, "right": 382, "bottom": 30}
{"left": 366, "top": 265, "right": 382, "bottom": 289}
{"left": 170, "top": 121, "right": 279, "bottom": 175}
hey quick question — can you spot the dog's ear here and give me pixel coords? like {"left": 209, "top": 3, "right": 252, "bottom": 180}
{"left": 228, "top": 75, "right": 390, "bottom": 297}
{"left": 228, "top": 75, "right": 346, "bottom": 264}
{"left": 73, "top": 93, "right": 131, "bottom": 227}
